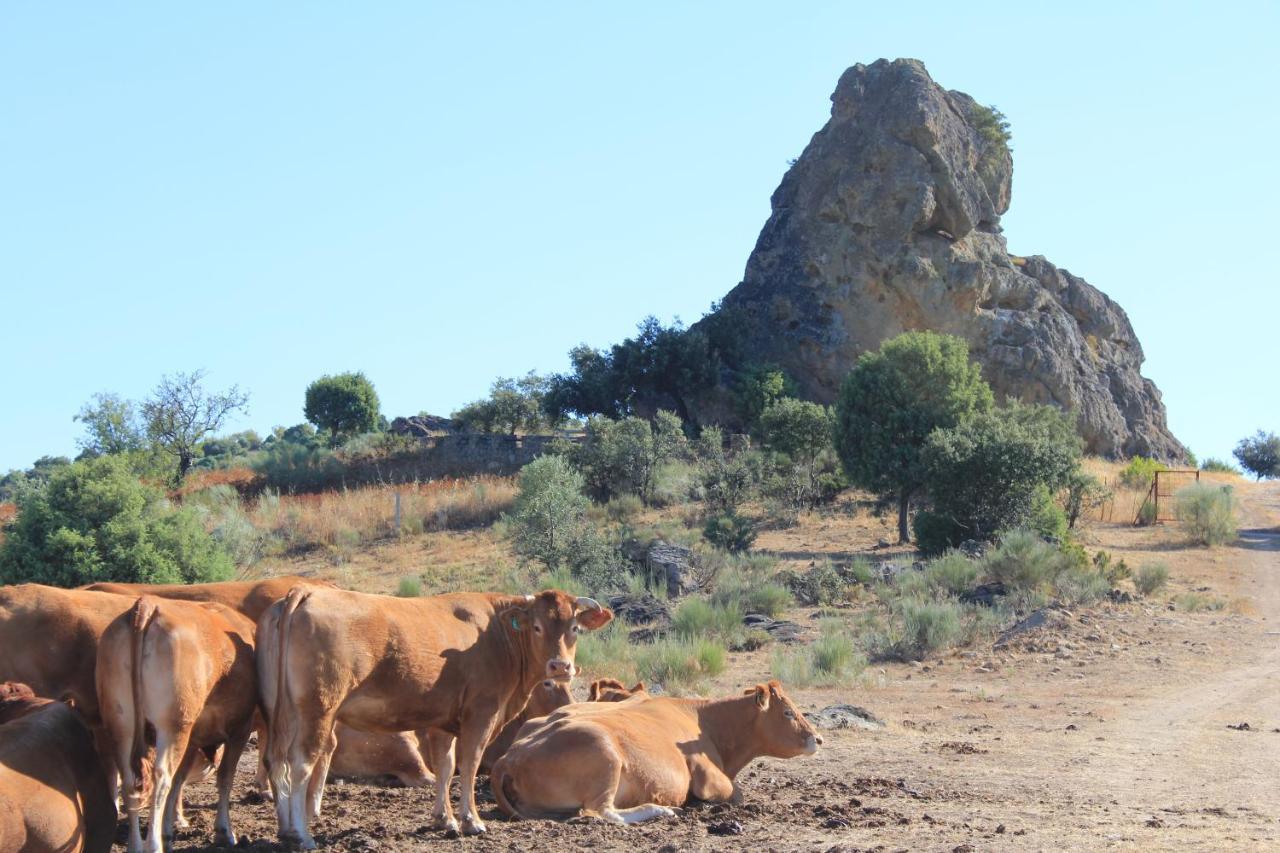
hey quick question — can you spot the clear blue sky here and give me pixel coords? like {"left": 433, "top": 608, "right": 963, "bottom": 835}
{"left": 2, "top": 2, "right": 1276, "bottom": 473}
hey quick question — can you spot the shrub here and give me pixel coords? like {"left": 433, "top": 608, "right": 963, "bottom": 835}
{"left": 253, "top": 443, "right": 342, "bottom": 492}
{"left": 0, "top": 455, "right": 233, "bottom": 586}
{"left": 303, "top": 372, "right": 381, "bottom": 443}
{"left": 636, "top": 638, "right": 726, "bottom": 692}
{"left": 833, "top": 331, "right": 994, "bottom": 543}
{"left": 702, "top": 513, "right": 757, "bottom": 553}
{"left": 925, "top": 552, "right": 980, "bottom": 597}
{"left": 1175, "top": 483, "right": 1237, "bottom": 546}
{"left": 695, "top": 427, "right": 760, "bottom": 515}
{"left": 912, "top": 510, "right": 968, "bottom": 558}
{"left": 568, "top": 412, "right": 688, "bottom": 504}
{"left": 671, "top": 597, "right": 745, "bottom": 645}
{"left": 1092, "top": 551, "right": 1130, "bottom": 585}
{"left": 771, "top": 620, "right": 865, "bottom": 687}
{"left": 710, "top": 555, "right": 792, "bottom": 617}
{"left": 396, "top": 576, "right": 423, "bottom": 597}
{"left": 1233, "top": 431, "right": 1280, "bottom": 480}
{"left": 1119, "top": 456, "right": 1167, "bottom": 491}
{"left": 979, "top": 530, "right": 1070, "bottom": 593}
{"left": 603, "top": 493, "right": 644, "bottom": 523}
{"left": 1175, "top": 592, "right": 1226, "bottom": 612}
{"left": 507, "top": 456, "right": 598, "bottom": 572}
{"left": 1061, "top": 469, "right": 1112, "bottom": 529}
{"left": 453, "top": 373, "right": 552, "bottom": 435}
{"left": 1136, "top": 497, "right": 1157, "bottom": 526}
{"left": 787, "top": 560, "right": 854, "bottom": 606}
{"left": 919, "top": 404, "right": 1082, "bottom": 551}
{"left": 1134, "top": 562, "right": 1169, "bottom": 596}
{"left": 875, "top": 598, "right": 964, "bottom": 661}
{"left": 1054, "top": 567, "right": 1110, "bottom": 605}
{"left": 1200, "top": 458, "right": 1239, "bottom": 475}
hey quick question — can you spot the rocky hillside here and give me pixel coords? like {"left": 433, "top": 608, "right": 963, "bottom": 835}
{"left": 695, "top": 58, "right": 1183, "bottom": 460}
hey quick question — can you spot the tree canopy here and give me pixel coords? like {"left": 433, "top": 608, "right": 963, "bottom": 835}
{"left": 303, "top": 372, "right": 380, "bottom": 442}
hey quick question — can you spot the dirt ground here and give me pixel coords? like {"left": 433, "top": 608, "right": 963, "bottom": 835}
{"left": 149, "top": 480, "right": 1279, "bottom": 852}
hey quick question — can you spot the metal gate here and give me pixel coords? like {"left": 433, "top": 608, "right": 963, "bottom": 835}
{"left": 1137, "top": 469, "right": 1200, "bottom": 525}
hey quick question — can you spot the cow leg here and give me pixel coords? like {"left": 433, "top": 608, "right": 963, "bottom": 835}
{"left": 279, "top": 713, "right": 333, "bottom": 850}
{"left": 113, "top": 734, "right": 146, "bottom": 853}
{"left": 455, "top": 709, "right": 501, "bottom": 835}
{"left": 147, "top": 728, "right": 191, "bottom": 853}
{"left": 304, "top": 721, "right": 338, "bottom": 821}
{"left": 426, "top": 730, "right": 458, "bottom": 834}
{"left": 688, "top": 755, "right": 735, "bottom": 802}
{"left": 254, "top": 715, "right": 273, "bottom": 799}
{"left": 214, "top": 722, "right": 253, "bottom": 845}
{"left": 160, "top": 746, "right": 199, "bottom": 847}
{"left": 603, "top": 803, "right": 679, "bottom": 824}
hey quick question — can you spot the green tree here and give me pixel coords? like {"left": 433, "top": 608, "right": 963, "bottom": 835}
{"left": 0, "top": 455, "right": 233, "bottom": 586}
{"left": 143, "top": 370, "right": 250, "bottom": 482}
{"left": 74, "top": 392, "right": 147, "bottom": 456}
{"left": 833, "top": 331, "right": 993, "bottom": 543}
{"left": 1233, "top": 430, "right": 1280, "bottom": 480}
{"left": 760, "top": 398, "right": 837, "bottom": 509}
{"left": 734, "top": 366, "right": 794, "bottom": 433}
{"left": 303, "top": 372, "right": 380, "bottom": 443}
{"left": 914, "top": 403, "right": 1082, "bottom": 554}
{"left": 695, "top": 426, "right": 761, "bottom": 515}
{"left": 507, "top": 455, "right": 596, "bottom": 572}
{"left": 568, "top": 412, "right": 688, "bottom": 504}
{"left": 453, "top": 373, "right": 552, "bottom": 435}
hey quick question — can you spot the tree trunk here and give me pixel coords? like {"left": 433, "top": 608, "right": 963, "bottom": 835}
{"left": 178, "top": 451, "right": 193, "bottom": 482}
{"left": 897, "top": 489, "right": 912, "bottom": 544}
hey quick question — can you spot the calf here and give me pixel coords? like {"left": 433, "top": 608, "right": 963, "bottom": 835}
{"left": 97, "top": 596, "right": 258, "bottom": 853}
{"left": 258, "top": 587, "right": 612, "bottom": 847}
{"left": 0, "top": 682, "right": 116, "bottom": 853}
{"left": 491, "top": 680, "right": 821, "bottom": 824}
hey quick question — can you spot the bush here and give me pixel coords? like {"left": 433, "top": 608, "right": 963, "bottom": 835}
{"left": 979, "top": 530, "right": 1070, "bottom": 593}
{"left": 695, "top": 427, "right": 760, "bottom": 515}
{"left": 568, "top": 412, "right": 688, "bottom": 504}
{"left": 671, "top": 597, "right": 745, "bottom": 645}
{"left": 924, "top": 552, "right": 980, "bottom": 597}
{"left": 771, "top": 620, "right": 865, "bottom": 687}
{"left": 304, "top": 372, "right": 381, "bottom": 442}
{"left": 1061, "top": 469, "right": 1112, "bottom": 529}
{"left": 1119, "top": 456, "right": 1167, "bottom": 490}
{"left": 636, "top": 638, "right": 726, "bottom": 692}
{"left": 602, "top": 493, "right": 644, "bottom": 523}
{"left": 1233, "top": 431, "right": 1280, "bottom": 480}
{"left": 396, "top": 576, "right": 423, "bottom": 597}
{"left": 919, "top": 403, "right": 1082, "bottom": 551}
{"left": 710, "top": 555, "right": 792, "bottom": 617}
{"left": 507, "top": 456, "right": 601, "bottom": 574}
{"left": 1137, "top": 497, "right": 1157, "bottom": 526}
{"left": 1134, "top": 562, "right": 1169, "bottom": 596}
{"left": 912, "top": 510, "right": 968, "bottom": 557}
{"left": 1054, "top": 567, "right": 1110, "bottom": 605}
{"left": 453, "top": 373, "right": 552, "bottom": 435}
{"left": 1092, "top": 551, "right": 1130, "bottom": 585}
{"left": 0, "top": 455, "right": 233, "bottom": 587}
{"left": 253, "top": 443, "right": 342, "bottom": 492}
{"left": 873, "top": 598, "right": 965, "bottom": 661}
{"left": 702, "top": 513, "right": 757, "bottom": 553}
{"left": 1200, "top": 458, "right": 1239, "bottom": 475}
{"left": 1175, "top": 483, "right": 1236, "bottom": 546}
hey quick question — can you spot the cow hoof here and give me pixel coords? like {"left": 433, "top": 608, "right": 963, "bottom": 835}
{"left": 462, "top": 818, "right": 487, "bottom": 835}
{"left": 215, "top": 830, "right": 236, "bottom": 846}
{"left": 175, "top": 815, "right": 190, "bottom": 829}
{"left": 280, "top": 831, "right": 318, "bottom": 851}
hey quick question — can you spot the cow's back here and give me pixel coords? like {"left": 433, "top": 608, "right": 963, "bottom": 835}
{"left": 85, "top": 575, "right": 325, "bottom": 622}
{"left": 0, "top": 699, "right": 115, "bottom": 852}
{"left": 0, "top": 585, "right": 135, "bottom": 721}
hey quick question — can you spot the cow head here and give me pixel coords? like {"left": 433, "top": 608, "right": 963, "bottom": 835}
{"left": 588, "top": 678, "right": 648, "bottom": 703}
{"left": 503, "top": 590, "right": 613, "bottom": 682}
{"left": 527, "top": 677, "right": 576, "bottom": 718}
{"left": 744, "top": 680, "right": 822, "bottom": 758}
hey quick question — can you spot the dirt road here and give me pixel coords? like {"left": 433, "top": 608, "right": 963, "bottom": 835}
{"left": 151, "top": 483, "right": 1280, "bottom": 851}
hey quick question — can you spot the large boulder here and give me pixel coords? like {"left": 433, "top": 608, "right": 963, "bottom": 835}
{"left": 694, "top": 58, "right": 1183, "bottom": 460}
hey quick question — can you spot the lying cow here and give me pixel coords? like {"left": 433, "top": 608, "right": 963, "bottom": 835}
{"left": 491, "top": 680, "right": 821, "bottom": 824}
{"left": 97, "top": 596, "right": 258, "bottom": 853}
{"left": 258, "top": 587, "right": 612, "bottom": 847}
{"left": 0, "top": 682, "right": 116, "bottom": 853}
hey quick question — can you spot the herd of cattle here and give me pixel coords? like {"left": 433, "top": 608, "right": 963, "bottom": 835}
{"left": 0, "top": 576, "right": 822, "bottom": 851}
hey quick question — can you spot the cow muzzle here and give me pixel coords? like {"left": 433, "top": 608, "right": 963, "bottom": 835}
{"left": 804, "top": 733, "right": 822, "bottom": 755}
{"left": 546, "top": 658, "right": 575, "bottom": 681}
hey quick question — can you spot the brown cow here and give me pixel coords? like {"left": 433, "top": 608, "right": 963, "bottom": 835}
{"left": 85, "top": 575, "right": 330, "bottom": 622}
{"left": 258, "top": 587, "right": 612, "bottom": 847}
{"left": 490, "top": 680, "right": 821, "bottom": 824}
{"left": 97, "top": 596, "right": 258, "bottom": 853}
{"left": 0, "top": 682, "right": 116, "bottom": 853}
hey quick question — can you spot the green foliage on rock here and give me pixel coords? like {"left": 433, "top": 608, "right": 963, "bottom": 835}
{"left": 914, "top": 404, "right": 1081, "bottom": 554}
{"left": 1233, "top": 430, "right": 1280, "bottom": 480}
{"left": 0, "top": 455, "right": 233, "bottom": 587}
{"left": 833, "top": 331, "right": 993, "bottom": 543}
{"left": 303, "top": 372, "right": 381, "bottom": 442}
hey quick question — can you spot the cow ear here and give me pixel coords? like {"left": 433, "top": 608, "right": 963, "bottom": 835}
{"left": 576, "top": 606, "right": 613, "bottom": 631}
{"left": 753, "top": 684, "right": 770, "bottom": 710}
{"left": 630, "top": 681, "right": 646, "bottom": 694}
{"left": 588, "top": 680, "right": 602, "bottom": 701}
{"left": 500, "top": 605, "right": 529, "bottom": 632}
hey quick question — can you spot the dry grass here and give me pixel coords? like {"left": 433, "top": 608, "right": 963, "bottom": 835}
{"left": 174, "top": 466, "right": 262, "bottom": 499}
{"left": 1077, "top": 457, "right": 1242, "bottom": 527}
{"left": 253, "top": 476, "right": 516, "bottom": 549}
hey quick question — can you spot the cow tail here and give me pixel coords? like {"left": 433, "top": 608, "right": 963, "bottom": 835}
{"left": 490, "top": 756, "right": 526, "bottom": 819}
{"left": 268, "top": 587, "right": 310, "bottom": 798}
{"left": 128, "top": 596, "right": 159, "bottom": 788}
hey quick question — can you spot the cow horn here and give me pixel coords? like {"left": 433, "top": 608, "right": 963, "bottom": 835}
{"left": 575, "top": 596, "right": 602, "bottom": 612}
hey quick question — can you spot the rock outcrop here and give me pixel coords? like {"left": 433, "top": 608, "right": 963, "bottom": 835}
{"left": 697, "top": 58, "right": 1183, "bottom": 460}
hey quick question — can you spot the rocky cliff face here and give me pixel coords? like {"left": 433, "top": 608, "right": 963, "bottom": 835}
{"left": 698, "top": 58, "right": 1182, "bottom": 460}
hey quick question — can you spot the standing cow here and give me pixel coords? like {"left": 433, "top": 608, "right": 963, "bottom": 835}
{"left": 258, "top": 587, "right": 612, "bottom": 848}
{"left": 97, "top": 596, "right": 258, "bottom": 853}
{"left": 0, "top": 682, "right": 116, "bottom": 853}
{"left": 85, "top": 575, "right": 329, "bottom": 622}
